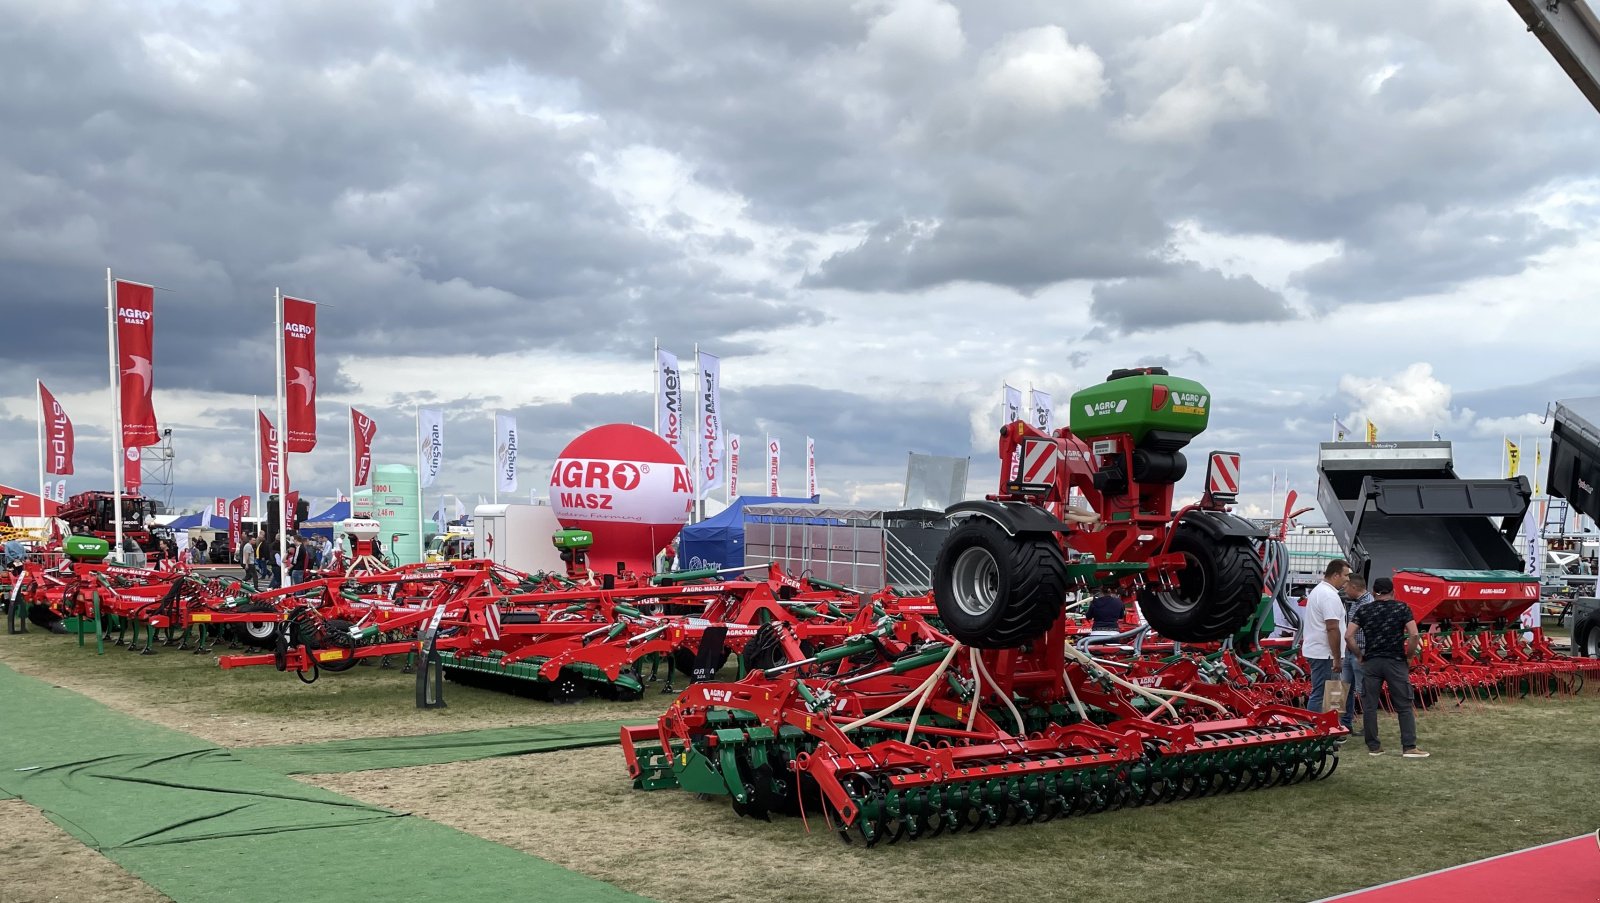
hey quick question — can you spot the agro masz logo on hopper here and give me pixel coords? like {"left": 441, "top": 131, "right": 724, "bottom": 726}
{"left": 1170, "top": 391, "right": 1208, "bottom": 415}
{"left": 1081, "top": 399, "right": 1128, "bottom": 418}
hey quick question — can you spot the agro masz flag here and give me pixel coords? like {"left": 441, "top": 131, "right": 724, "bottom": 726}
{"left": 281, "top": 295, "right": 317, "bottom": 452}
{"left": 115, "top": 279, "right": 159, "bottom": 448}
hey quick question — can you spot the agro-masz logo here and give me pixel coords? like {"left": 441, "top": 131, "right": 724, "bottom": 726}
{"left": 1081, "top": 399, "right": 1128, "bottom": 418}
{"left": 1171, "top": 391, "right": 1208, "bottom": 415}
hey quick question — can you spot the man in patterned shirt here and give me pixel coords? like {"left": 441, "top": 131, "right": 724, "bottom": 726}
{"left": 1345, "top": 577, "right": 1429, "bottom": 758}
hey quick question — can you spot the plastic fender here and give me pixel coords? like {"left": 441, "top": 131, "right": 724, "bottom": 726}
{"left": 944, "top": 500, "right": 1072, "bottom": 536}
{"left": 1177, "top": 508, "right": 1267, "bottom": 541}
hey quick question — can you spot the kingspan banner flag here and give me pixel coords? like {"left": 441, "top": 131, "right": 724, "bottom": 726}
{"left": 656, "top": 347, "right": 687, "bottom": 464}
{"left": 419, "top": 407, "right": 444, "bottom": 488}
{"left": 495, "top": 413, "right": 518, "bottom": 493}
{"left": 697, "top": 351, "right": 723, "bottom": 498}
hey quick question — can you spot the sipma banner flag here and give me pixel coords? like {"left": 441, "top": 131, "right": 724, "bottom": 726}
{"left": 258, "top": 410, "right": 280, "bottom": 493}
{"left": 38, "top": 382, "right": 74, "bottom": 475}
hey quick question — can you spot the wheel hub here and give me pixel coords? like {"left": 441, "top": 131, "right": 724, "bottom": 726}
{"left": 950, "top": 547, "right": 1000, "bottom": 617}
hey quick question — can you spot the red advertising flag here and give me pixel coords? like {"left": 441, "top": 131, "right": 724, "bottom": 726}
{"left": 115, "top": 280, "right": 159, "bottom": 448}
{"left": 227, "top": 495, "right": 250, "bottom": 554}
{"left": 258, "top": 410, "right": 280, "bottom": 493}
{"left": 351, "top": 407, "right": 377, "bottom": 488}
{"left": 281, "top": 296, "right": 317, "bottom": 452}
{"left": 123, "top": 446, "right": 142, "bottom": 494}
{"left": 213, "top": 497, "right": 227, "bottom": 518}
{"left": 285, "top": 490, "right": 299, "bottom": 532}
{"left": 38, "top": 382, "right": 74, "bottom": 475}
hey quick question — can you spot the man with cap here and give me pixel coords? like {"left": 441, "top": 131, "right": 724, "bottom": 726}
{"left": 1344, "top": 577, "right": 1429, "bottom": 758}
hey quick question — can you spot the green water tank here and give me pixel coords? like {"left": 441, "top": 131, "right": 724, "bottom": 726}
{"left": 64, "top": 535, "right": 111, "bottom": 562}
{"left": 1069, "top": 369, "right": 1211, "bottom": 444}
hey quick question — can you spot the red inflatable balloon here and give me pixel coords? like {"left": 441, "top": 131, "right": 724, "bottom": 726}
{"left": 548, "top": 424, "right": 693, "bottom": 572}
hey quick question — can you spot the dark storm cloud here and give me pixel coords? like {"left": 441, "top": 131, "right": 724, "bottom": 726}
{"left": 1089, "top": 264, "right": 1294, "bottom": 335}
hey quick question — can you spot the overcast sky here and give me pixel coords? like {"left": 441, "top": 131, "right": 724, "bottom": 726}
{"left": 2, "top": 0, "right": 1598, "bottom": 520}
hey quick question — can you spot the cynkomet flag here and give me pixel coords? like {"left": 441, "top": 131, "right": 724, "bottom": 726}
{"left": 1030, "top": 389, "right": 1053, "bottom": 432}
{"left": 258, "top": 411, "right": 280, "bottom": 493}
{"left": 766, "top": 437, "right": 780, "bottom": 496}
{"left": 419, "top": 408, "right": 444, "bottom": 488}
{"left": 806, "top": 437, "right": 817, "bottom": 499}
{"left": 1003, "top": 384, "right": 1022, "bottom": 424}
{"left": 728, "top": 433, "right": 740, "bottom": 499}
{"left": 38, "top": 382, "right": 74, "bottom": 475}
{"left": 282, "top": 296, "right": 317, "bottom": 452}
{"left": 656, "top": 348, "right": 686, "bottom": 463}
{"left": 351, "top": 407, "right": 377, "bottom": 488}
{"left": 495, "top": 413, "right": 518, "bottom": 493}
{"left": 115, "top": 280, "right": 159, "bottom": 448}
{"left": 697, "top": 351, "right": 723, "bottom": 498}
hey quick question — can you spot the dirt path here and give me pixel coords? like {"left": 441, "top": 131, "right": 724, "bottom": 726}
{"left": 0, "top": 799, "right": 171, "bottom": 903}
{"left": 0, "top": 631, "right": 674, "bottom": 747}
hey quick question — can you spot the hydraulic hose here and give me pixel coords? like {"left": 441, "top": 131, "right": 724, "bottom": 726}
{"left": 1260, "top": 539, "right": 1299, "bottom": 644}
{"left": 839, "top": 641, "right": 961, "bottom": 734}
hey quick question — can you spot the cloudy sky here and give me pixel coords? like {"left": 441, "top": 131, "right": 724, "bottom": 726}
{"left": 2, "top": 0, "right": 1598, "bottom": 520}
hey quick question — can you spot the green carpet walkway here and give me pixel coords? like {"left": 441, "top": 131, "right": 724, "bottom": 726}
{"left": 235, "top": 719, "right": 639, "bottom": 774}
{"left": 0, "top": 662, "right": 647, "bottom": 902}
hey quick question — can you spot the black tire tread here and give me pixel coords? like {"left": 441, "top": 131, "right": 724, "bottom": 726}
{"left": 933, "top": 519, "right": 1069, "bottom": 648}
{"left": 1139, "top": 530, "right": 1263, "bottom": 642}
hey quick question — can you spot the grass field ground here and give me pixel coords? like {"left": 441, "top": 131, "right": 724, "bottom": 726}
{"left": 2, "top": 627, "right": 1596, "bottom": 903}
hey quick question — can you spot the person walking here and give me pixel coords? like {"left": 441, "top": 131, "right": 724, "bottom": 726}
{"left": 287, "top": 535, "right": 307, "bottom": 587}
{"left": 1301, "top": 558, "right": 1350, "bottom": 713}
{"left": 240, "top": 539, "right": 256, "bottom": 588}
{"left": 1345, "top": 577, "right": 1429, "bottom": 758}
{"left": 1340, "top": 574, "right": 1374, "bottom": 732}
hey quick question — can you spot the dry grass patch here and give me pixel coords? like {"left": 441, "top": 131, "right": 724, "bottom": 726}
{"left": 0, "top": 799, "right": 171, "bottom": 903}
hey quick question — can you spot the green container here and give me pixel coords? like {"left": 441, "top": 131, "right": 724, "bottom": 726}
{"left": 552, "top": 528, "right": 594, "bottom": 550}
{"left": 64, "top": 535, "right": 111, "bottom": 562}
{"left": 1069, "top": 372, "right": 1210, "bottom": 443}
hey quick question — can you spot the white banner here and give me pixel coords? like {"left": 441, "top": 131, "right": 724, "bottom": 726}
{"left": 1030, "top": 388, "right": 1053, "bottom": 432}
{"left": 419, "top": 407, "right": 444, "bottom": 488}
{"left": 728, "top": 433, "right": 740, "bottom": 499}
{"left": 1521, "top": 502, "right": 1544, "bottom": 632}
{"left": 656, "top": 347, "right": 687, "bottom": 463}
{"left": 806, "top": 436, "right": 816, "bottom": 499}
{"left": 1003, "top": 384, "right": 1022, "bottom": 424}
{"left": 495, "top": 413, "right": 518, "bottom": 493}
{"left": 697, "top": 351, "right": 723, "bottom": 499}
{"left": 54, "top": 480, "right": 66, "bottom": 502}
{"left": 766, "top": 436, "right": 780, "bottom": 496}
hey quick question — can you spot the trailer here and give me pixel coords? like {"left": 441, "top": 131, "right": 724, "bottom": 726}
{"left": 1549, "top": 396, "right": 1600, "bottom": 659}
{"left": 473, "top": 504, "right": 566, "bottom": 574}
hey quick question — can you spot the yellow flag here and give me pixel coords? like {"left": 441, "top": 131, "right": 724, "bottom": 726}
{"left": 1365, "top": 420, "right": 1377, "bottom": 444}
{"left": 1506, "top": 439, "right": 1520, "bottom": 477}
{"left": 1534, "top": 442, "right": 1542, "bottom": 494}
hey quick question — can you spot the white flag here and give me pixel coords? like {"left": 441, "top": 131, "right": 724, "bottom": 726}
{"left": 418, "top": 407, "right": 444, "bottom": 488}
{"left": 728, "top": 433, "right": 740, "bottom": 499}
{"left": 454, "top": 495, "right": 466, "bottom": 521}
{"left": 656, "top": 347, "right": 688, "bottom": 463}
{"left": 494, "top": 413, "right": 518, "bottom": 493}
{"left": 1521, "top": 503, "right": 1543, "bottom": 631}
{"left": 766, "top": 436, "right": 781, "bottom": 496}
{"left": 54, "top": 480, "right": 66, "bottom": 501}
{"left": 1003, "top": 384, "right": 1023, "bottom": 424}
{"left": 1030, "top": 389, "right": 1053, "bottom": 432}
{"left": 697, "top": 351, "right": 724, "bottom": 498}
{"left": 806, "top": 436, "right": 816, "bottom": 498}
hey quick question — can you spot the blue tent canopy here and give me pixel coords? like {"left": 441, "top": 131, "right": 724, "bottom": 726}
{"left": 296, "top": 501, "right": 351, "bottom": 539}
{"left": 676, "top": 495, "right": 817, "bottom": 571}
{"left": 166, "top": 511, "right": 214, "bottom": 531}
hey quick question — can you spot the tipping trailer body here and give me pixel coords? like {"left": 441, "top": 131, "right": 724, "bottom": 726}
{"left": 1317, "top": 441, "right": 1536, "bottom": 623}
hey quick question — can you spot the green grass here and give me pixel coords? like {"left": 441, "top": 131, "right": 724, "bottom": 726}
{"left": 5, "top": 627, "right": 1598, "bottom": 902}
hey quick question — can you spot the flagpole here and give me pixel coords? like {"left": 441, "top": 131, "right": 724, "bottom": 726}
{"left": 415, "top": 405, "right": 424, "bottom": 565}
{"left": 652, "top": 338, "right": 660, "bottom": 437}
{"left": 275, "top": 289, "right": 288, "bottom": 583}
{"left": 36, "top": 379, "right": 48, "bottom": 531}
{"left": 252, "top": 395, "right": 262, "bottom": 531}
{"left": 106, "top": 268, "right": 125, "bottom": 561}
{"left": 347, "top": 406, "right": 355, "bottom": 509}
{"left": 490, "top": 410, "right": 498, "bottom": 505}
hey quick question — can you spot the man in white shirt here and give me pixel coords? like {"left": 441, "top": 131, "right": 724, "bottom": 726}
{"left": 1301, "top": 558, "right": 1351, "bottom": 713}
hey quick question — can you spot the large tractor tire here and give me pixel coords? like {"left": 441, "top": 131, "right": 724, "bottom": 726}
{"left": 1137, "top": 525, "right": 1263, "bottom": 642}
{"left": 1575, "top": 616, "right": 1600, "bottom": 659}
{"left": 933, "top": 518, "right": 1069, "bottom": 648}
{"left": 231, "top": 602, "right": 281, "bottom": 649}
